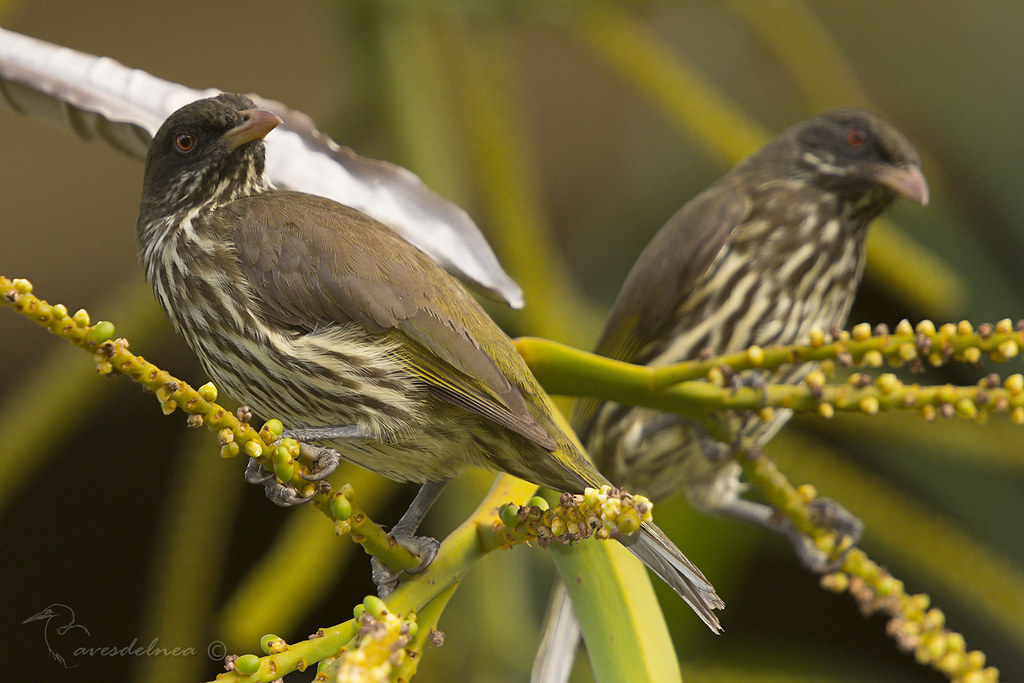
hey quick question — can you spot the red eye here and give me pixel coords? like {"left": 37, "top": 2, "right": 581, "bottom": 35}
{"left": 174, "top": 133, "right": 196, "bottom": 152}
{"left": 846, "top": 126, "right": 867, "bottom": 148}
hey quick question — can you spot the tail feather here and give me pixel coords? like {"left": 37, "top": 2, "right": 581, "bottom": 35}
{"left": 530, "top": 581, "right": 582, "bottom": 683}
{"left": 620, "top": 520, "right": 724, "bottom": 633}
{"left": 532, "top": 521, "right": 722, "bottom": 683}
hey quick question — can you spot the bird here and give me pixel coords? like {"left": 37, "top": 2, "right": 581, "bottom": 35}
{"left": 532, "top": 108, "right": 928, "bottom": 682}
{"left": 23, "top": 603, "right": 91, "bottom": 668}
{"left": 135, "top": 93, "right": 724, "bottom": 631}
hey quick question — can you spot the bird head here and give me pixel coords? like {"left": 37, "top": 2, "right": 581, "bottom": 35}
{"left": 754, "top": 108, "right": 928, "bottom": 213}
{"left": 140, "top": 93, "right": 281, "bottom": 222}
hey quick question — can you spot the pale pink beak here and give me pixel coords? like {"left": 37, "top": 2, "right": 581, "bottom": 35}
{"left": 222, "top": 109, "right": 282, "bottom": 150}
{"left": 873, "top": 163, "right": 929, "bottom": 206}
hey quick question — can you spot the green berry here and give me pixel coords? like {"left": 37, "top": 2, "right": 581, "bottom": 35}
{"left": 278, "top": 438, "right": 301, "bottom": 458}
{"left": 87, "top": 321, "right": 115, "bottom": 345}
{"left": 243, "top": 439, "right": 262, "bottom": 459}
{"left": 275, "top": 444, "right": 294, "bottom": 466}
{"left": 274, "top": 460, "right": 295, "bottom": 483}
{"left": 330, "top": 493, "right": 352, "bottom": 521}
{"left": 263, "top": 418, "right": 284, "bottom": 437}
{"left": 234, "top": 653, "right": 260, "bottom": 675}
{"left": 198, "top": 382, "right": 219, "bottom": 401}
{"left": 616, "top": 508, "right": 641, "bottom": 535}
{"left": 363, "top": 594, "right": 387, "bottom": 619}
{"left": 499, "top": 504, "right": 520, "bottom": 528}
{"left": 259, "top": 634, "right": 280, "bottom": 654}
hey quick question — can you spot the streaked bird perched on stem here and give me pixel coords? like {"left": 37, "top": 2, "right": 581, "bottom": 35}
{"left": 135, "top": 93, "right": 723, "bottom": 630}
{"left": 534, "top": 108, "right": 928, "bottom": 682}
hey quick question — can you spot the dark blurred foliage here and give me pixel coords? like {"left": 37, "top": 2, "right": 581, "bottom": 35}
{"left": 2, "top": 2, "right": 1023, "bottom": 681}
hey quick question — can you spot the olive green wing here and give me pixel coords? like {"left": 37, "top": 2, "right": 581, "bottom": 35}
{"left": 221, "top": 191, "right": 558, "bottom": 451}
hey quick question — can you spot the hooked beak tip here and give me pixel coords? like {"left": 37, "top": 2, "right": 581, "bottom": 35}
{"left": 876, "top": 163, "right": 929, "bottom": 206}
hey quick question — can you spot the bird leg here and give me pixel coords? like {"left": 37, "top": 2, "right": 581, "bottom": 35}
{"left": 283, "top": 425, "right": 369, "bottom": 441}
{"left": 243, "top": 422, "right": 447, "bottom": 582}
{"left": 710, "top": 495, "right": 863, "bottom": 573}
{"left": 265, "top": 480, "right": 320, "bottom": 507}
{"left": 244, "top": 424, "right": 369, "bottom": 505}
{"left": 730, "top": 369, "right": 770, "bottom": 409}
{"left": 245, "top": 457, "right": 319, "bottom": 506}
{"left": 690, "top": 434, "right": 862, "bottom": 571}
{"left": 283, "top": 424, "right": 364, "bottom": 480}
{"left": 371, "top": 479, "right": 449, "bottom": 596}
{"left": 294, "top": 443, "right": 341, "bottom": 481}
{"left": 244, "top": 457, "right": 275, "bottom": 484}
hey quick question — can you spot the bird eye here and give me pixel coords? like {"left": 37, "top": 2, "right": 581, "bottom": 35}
{"left": 846, "top": 126, "right": 868, "bottom": 148}
{"left": 174, "top": 133, "right": 196, "bottom": 153}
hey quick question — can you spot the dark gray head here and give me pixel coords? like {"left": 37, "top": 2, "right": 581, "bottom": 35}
{"left": 742, "top": 107, "right": 928, "bottom": 211}
{"left": 139, "top": 93, "right": 281, "bottom": 223}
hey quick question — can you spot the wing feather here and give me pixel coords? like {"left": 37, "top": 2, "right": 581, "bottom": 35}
{"left": 216, "top": 191, "right": 557, "bottom": 451}
{"left": 573, "top": 179, "right": 753, "bottom": 440}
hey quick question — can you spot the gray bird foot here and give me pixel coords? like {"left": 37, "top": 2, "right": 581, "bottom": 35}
{"left": 797, "top": 497, "right": 864, "bottom": 572}
{"left": 712, "top": 495, "right": 863, "bottom": 573}
{"left": 730, "top": 370, "right": 770, "bottom": 408}
{"left": 242, "top": 424, "right": 370, "bottom": 505}
{"left": 780, "top": 497, "right": 863, "bottom": 573}
{"left": 244, "top": 457, "right": 275, "bottom": 484}
{"left": 243, "top": 441, "right": 348, "bottom": 507}
{"left": 369, "top": 480, "right": 449, "bottom": 595}
{"left": 295, "top": 443, "right": 341, "bottom": 481}
{"left": 264, "top": 481, "right": 319, "bottom": 507}
{"left": 371, "top": 535, "right": 442, "bottom": 597}
{"left": 281, "top": 425, "right": 368, "bottom": 482}
{"left": 245, "top": 458, "right": 319, "bottom": 505}
{"left": 808, "top": 497, "right": 864, "bottom": 542}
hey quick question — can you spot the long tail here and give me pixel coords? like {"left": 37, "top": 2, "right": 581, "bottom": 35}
{"left": 530, "top": 581, "right": 581, "bottom": 683}
{"left": 535, "top": 437, "right": 724, "bottom": 627}
{"left": 622, "top": 520, "right": 724, "bottom": 632}
{"left": 532, "top": 521, "right": 722, "bottom": 683}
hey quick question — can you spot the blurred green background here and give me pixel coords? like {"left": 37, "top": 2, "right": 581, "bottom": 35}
{"left": 2, "top": 1, "right": 1023, "bottom": 681}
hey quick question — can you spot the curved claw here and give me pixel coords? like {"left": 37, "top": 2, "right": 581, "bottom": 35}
{"left": 244, "top": 424, "right": 354, "bottom": 505}
{"left": 244, "top": 458, "right": 275, "bottom": 484}
{"left": 402, "top": 537, "right": 441, "bottom": 574}
{"left": 793, "top": 498, "right": 864, "bottom": 573}
{"left": 370, "top": 559, "right": 403, "bottom": 590}
{"left": 732, "top": 371, "right": 769, "bottom": 408}
{"left": 808, "top": 497, "right": 865, "bottom": 545}
{"left": 264, "top": 481, "right": 318, "bottom": 507}
{"left": 244, "top": 454, "right": 316, "bottom": 505}
{"left": 370, "top": 535, "right": 442, "bottom": 597}
{"left": 708, "top": 492, "right": 863, "bottom": 573}
{"left": 298, "top": 446, "right": 341, "bottom": 481}
{"left": 794, "top": 536, "right": 852, "bottom": 574}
